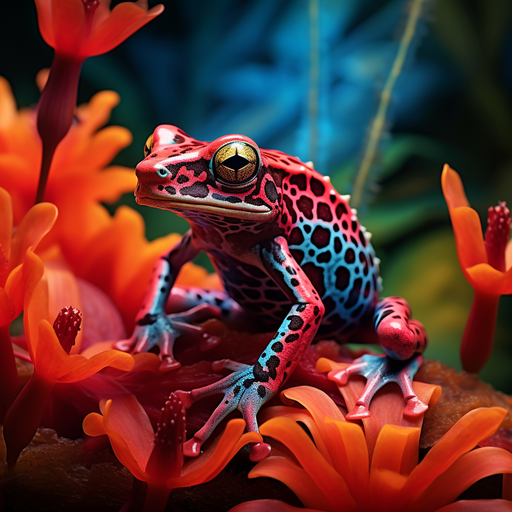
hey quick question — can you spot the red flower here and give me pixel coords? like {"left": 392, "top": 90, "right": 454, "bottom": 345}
{"left": 34, "top": 0, "right": 164, "bottom": 59}
{"left": 33, "top": 0, "right": 164, "bottom": 202}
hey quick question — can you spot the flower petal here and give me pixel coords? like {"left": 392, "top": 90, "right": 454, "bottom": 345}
{"left": 9, "top": 202, "right": 58, "bottom": 271}
{"left": 180, "top": 419, "right": 262, "bottom": 486}
{"left": 466, "top": 264, "right": 512, "bottom": 296}
{"left": 449, "top": 206, "right": 488, "bottom": 272}
{"left": 400, "top": 407, "right": 507, "bottom": 507}
{"left": 83, "top": 399, "right": 148, "bottom": 482}
{"left": 258, "top": 417, "right": 356, "bottom": 512}
{"left": 229, "top": 499, "right": 324, "bottom": 512}
{"left": 280, "top": 386, "right": 345, "bottom": 464}
{"left": 441, "top": 164, "right": 470, "bottom": 210}
{"left": 251, "top": 456, "right": 333, "bottom": 511}
{"left": 436, "top": 500, "right": 512, "bottom": 512}
{"left": 101, "top": 395, "right": 155, "bottom": 472}
{"left": 325, "top": 418, "right": 369, "bottom": 501}
{"left": 35, "top": 319, "right": 134, "bottom": 382}
{"left": 0, "top": 187, "right": 13, "bottom": 261}
{"left": 408, "top": 447, "right": 512, "bottom": 512}
{"left": 84, "top": 3, "right": 164, "bottom": 56}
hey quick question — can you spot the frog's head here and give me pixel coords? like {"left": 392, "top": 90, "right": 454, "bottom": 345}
{"left": 135, "top": 125, "right": 280, "bottom": 222}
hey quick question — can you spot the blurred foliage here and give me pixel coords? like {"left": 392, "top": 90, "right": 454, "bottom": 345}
{"left": 1, "top": 0, "right": 512, "bottom": 391}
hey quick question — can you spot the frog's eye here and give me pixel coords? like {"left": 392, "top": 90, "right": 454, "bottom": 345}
{"left": 143, "top": 134, "right": 154, "bottom": 158}
{"left": 213, "top": 141, "right": 260, "bottom": 185}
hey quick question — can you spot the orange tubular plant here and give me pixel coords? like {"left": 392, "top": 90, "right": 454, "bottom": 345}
{"left": 83, "top": 393, "right": 262, "bottom": 512}
{"left": 442, "top": 164, "right": 512, "bottom": 373}
{"left": 235, "top": 386, "right": 512, "bottom": 512}
{"left": 33, "top": 0, "right": 164, "bottom": 203}
{"left": 2, "top": 250, "right": 135, "bottom": 466}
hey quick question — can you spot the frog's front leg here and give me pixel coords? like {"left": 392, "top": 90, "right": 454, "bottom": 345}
{"left": 329, "top": 296, "right": 428, "bottom": 420}
{"left": 115, "top": 230, "right": 206, "bottom": 371}
{"left": 176, "top": 236, "right": 325, "bottom": 461}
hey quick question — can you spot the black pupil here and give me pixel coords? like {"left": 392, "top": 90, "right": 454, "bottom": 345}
{"left": 223, "top": 153, "right": 249, "bottom": 170}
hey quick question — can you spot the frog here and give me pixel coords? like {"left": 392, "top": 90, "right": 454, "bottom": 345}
{"left": 115, "top": 124, "right": 428, "bottom": 461}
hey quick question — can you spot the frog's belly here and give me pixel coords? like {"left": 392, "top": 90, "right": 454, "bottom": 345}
{"left": 210, "top": 252, "right": 378, "bottom": 339}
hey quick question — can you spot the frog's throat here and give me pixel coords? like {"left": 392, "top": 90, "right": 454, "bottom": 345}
{"left": 136, "top": 196, "right": 274, "bottom": 220}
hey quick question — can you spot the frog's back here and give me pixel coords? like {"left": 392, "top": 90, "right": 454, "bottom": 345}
{"left": 263, "top": 149, "right": 381, "bottom": 339}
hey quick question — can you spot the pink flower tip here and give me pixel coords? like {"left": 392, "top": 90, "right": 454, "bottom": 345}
{"left": 53, "top": 306, "right": 82, "bottom": 355}
{"left": 485, "top": 201, "right": 511, "bottom": 272}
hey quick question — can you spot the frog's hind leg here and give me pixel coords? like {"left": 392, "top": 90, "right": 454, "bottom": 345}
{"left": 165, "top": 286, "right": 257, "bottom": 331}
{"left": 374, "top": 296, "right": 427, "bottom": 360}
{"left": 330, "top": 296, "right": 428, "bottom": 420}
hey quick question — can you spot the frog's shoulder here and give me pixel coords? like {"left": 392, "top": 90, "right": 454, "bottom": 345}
{"left": 261, "top": 148, "right": 333, "bottom": 195}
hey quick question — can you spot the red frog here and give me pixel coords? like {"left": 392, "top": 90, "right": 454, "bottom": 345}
{"left": 116, "top": 125, "right": 428, "bottom": 461}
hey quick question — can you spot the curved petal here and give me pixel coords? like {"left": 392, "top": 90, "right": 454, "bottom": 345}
{"left": 229, "top": 499, "right": 324, "bottom": 512}
{"left": 408, "top": 447, "right": 512, "bottom": 512}
{"left": 259, "top": 417, "right": 356, "bottom": 512}
{"left": 84, "top": 3, "right": 164, "bottom": 56}
{"left": 325, "top": 418, "right": 369, "bottom": 500}
{"left": 9, "top": 202, "right": 58, "bottom": 271}
{"left": 100, "top": 395, "right": 155, "bottom": 472}
{"left": 436, "top": 500, "right": 512, "bottom": 512}
{"left": 82, "top": 411, "right": 107, "bottom": 437}
{"left": 49, "top": 0, "right": 87, "bottom": 55}
{"left": 280, "top": 386, "right": 345, "bottom": 464}
{"left": 368, "top": 425, "right": 420, "bottom": 507}
{"left": 449, "top": 206, "right": 487, "bottom": 271}
{"left": 179, "top": 419, "right": 262, "bottom": 486}
{"left": 33, "top": 0, "right": 57, "bottom": 48}
{"left": 371, "top": 425, "right": 420, "bottom": 477}
{"left": 441, "top": 164, "right": 470, "bottom": 210}
{"left": 252, "top": 456, "right": 333, "bottom": 511}
{"left": 35, "top": 320, "right": 134, "bottom": 382}
{"left": 83, "top": 399, "right": 148, "bottom": 482}
{"left": 400, "top": 407, "right": 507, "bottom": 506}
{"left": 0, "top": 187, "right": 12, "bottom": 261}
{"left": 0, "top": 288, "right": 15, "bottom": 326}
{"left": 466, "top": 264, "right": 512, "bottom": 296}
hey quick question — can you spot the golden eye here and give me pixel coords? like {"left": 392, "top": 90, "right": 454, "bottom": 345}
{"left": 213, "top": 141, "right": 259, "bottom": 184}
{"left": 143, "top": 134, "right": 154, "bottom": 157}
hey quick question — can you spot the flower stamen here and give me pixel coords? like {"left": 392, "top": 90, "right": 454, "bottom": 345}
{"left": 53, "top": 306, "right": 82, "bottom": 355}
{"left": 146, "top": 392, "right": 186, "bottom": 480}
{"left": 484, "top": 201, "right": 511, "bottom": 272}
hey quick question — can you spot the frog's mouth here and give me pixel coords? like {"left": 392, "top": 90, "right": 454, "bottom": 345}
{"left": 135, "top": 195, "right": 273, "bottom": 220}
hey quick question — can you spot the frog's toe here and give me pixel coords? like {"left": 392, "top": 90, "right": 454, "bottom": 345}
{"left": 183, "top": 436, "right": 202, "bottom": 457}
{"left": 345, "top": 404, "right": 371, "bottom": 420}
{"left": 328, "top": 354, "right": 426, "bottom": 420}
{"left": 113, "top": 337, "right": 135, "bottom": 353}
{"left": 403, "top": 395, "right": 429, "bottom": 418}
{"left": 250, "top": 442, "right": 272, "bottom": 462}
{"left": 158, "top": 355, "right": 181, "bottom": 372}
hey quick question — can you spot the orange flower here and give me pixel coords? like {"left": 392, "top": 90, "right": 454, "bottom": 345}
{"left": 3, "top": 249, "right": 135, "bottom": 466}
{"left": 0, "top": 77, "right": 135, "bottom": 253}
{"left": 441, "top": 164, "right": 512, "bottom": 373}
{"left": 0, "top": 187, "right": 57, "bottom": 420}
{"left": 83, "top": 393, "right": 262, "bottom": 512}
{"left": 236, "top": 386, "right": 512, "bottom": 512}
{"left": 34, "top": 0, "right": 164, "bottom": 59}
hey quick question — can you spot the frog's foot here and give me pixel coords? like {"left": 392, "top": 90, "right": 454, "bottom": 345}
{"left": 114, "top": 305, "right": 222, "bottom": 372}
{"left": 327, "top": 353, "right": 427, "bottom": 420}
{"left": 175, "top": 363, "right": 273, "bottom": 462}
